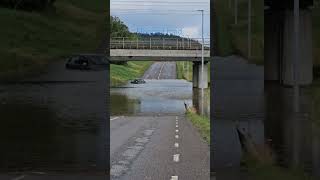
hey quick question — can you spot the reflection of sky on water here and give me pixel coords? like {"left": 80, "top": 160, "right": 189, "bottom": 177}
{"left": 111, "top": 79, "right": 193, "bottom": 115}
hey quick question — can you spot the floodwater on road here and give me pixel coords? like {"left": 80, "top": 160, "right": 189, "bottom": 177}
{"left": 0, "top": 61, "right": 108, "bottom": 173}
{"left": 111, "top": 79, "right": 193, "bottom": 116}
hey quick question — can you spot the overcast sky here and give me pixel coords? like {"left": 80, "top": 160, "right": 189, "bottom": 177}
{"left": 111, "top": 0, "right": 210, "bottom": 39}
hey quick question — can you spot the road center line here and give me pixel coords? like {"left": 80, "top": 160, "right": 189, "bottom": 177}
{"left": 157, "top": 62, "right": 166, "bottom": 80}
{"left": 175, "top": 129, "right": 179, "bottom": 133}
{"left": 174, "top": 143, "right": 179, "bottom": 148}
{"left": 12, "top": 175, "right": 26, "bottom": 180}
{"left": 176, "top": 125, "right": 178, "bottom": 128}
{"left": 170, "top": 176, "right": 178, "bottom": 180}
{"left": 173, "top": 154, "right": 180, "bottom": 162}
{"left": 111, "top": 117, "right": 120, "bottom": 121}
{"left": 175, "top": 135, "right": 179, "bottom": 139}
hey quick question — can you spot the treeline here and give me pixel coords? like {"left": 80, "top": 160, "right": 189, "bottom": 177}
{"left": 0, "top": 0, "right": 56, "bottom": 11}
{"left": 111, "top": 16, "right": 136, "bottom": 38}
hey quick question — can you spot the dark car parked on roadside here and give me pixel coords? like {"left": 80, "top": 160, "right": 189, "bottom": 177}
{"left": 131, "top": 79, "right": 146, "bottom": 84}
{"left": 66, "top": 54, "right": 109, "bottom": 70}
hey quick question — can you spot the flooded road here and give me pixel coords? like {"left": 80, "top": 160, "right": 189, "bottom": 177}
{"left": 111, "top": 61, "right": 209, "bottom": 116}
{"left": 111, "top": 79, "right": 192, "bottom": 116}
{"left": 212, "top": 56, "right": 320, "bottom": 178}
{"left": 0, "top": 61, "right": 108, "bottom": 174}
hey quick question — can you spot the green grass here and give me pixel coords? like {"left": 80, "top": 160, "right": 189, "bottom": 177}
{"left": 186, "top": 110, "right": 210, "bottom": 144}
{"left": 176, "top": 62, "right": 211, "bottom": 83}
{"left": 176, "top": 62, "right": 193, "bottom": 81}
{"left": 0, "top": 0, "right": 106, "bottom": 80}
{"left": 244, "top": 153, "right": 315, "bottom": 180}
{"left": 110, "top": 61, "right": 152, "bottom": 86}
{"left": 215, "top": 0, "right": 264, "bottom": 64}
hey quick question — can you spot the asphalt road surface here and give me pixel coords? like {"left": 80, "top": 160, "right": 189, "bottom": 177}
{"left": 110, "top": 115, "right": 209, "bottom": 180}
{"left": 142, "top": 62, "right": 177, "bottom": 79}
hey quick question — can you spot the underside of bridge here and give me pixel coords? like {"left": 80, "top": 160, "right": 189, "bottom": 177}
{"left": 265, "top": 0, "right": 314, "bottom": 85}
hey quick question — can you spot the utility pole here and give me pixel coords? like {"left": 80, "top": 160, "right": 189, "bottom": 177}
{"left": 293, "top": 0, "right": 300, "bottom": 112}
{"left": 248, "top": 0, "right": 252, "bottom": 59}
{"left": 197, "top": 9, "right": 205, "bottom": 115}
{"left": 235, "top": 0, "right": 238, "bottom": 24}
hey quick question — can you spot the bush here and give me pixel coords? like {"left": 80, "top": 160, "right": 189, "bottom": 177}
{"left": 0, "top": 0, "right": 56, "bottom": 11}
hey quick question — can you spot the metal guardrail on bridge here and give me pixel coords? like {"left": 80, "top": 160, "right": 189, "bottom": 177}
{"left": 110, "top": 37, "right": 210, "bottom": 50}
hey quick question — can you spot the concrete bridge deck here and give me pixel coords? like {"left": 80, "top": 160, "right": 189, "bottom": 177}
{"left": 110, "top": 49, "right": 211, "bottom": 61}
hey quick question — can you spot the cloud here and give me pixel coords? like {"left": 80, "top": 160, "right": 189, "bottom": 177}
{"left": 182, "top": 27, "right": 200, "bottom": 38}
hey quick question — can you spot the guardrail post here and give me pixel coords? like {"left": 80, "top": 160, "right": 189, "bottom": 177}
{"left": 150, "top": 38, "right": 152, "bottom": 49}
{"left": 176, "top": 38, "right": 179, "bottom": 50}
{"left": 182, "top": 38, "right": 185, "bottom": 50}
{"left": 163, "top": 38, "right": 165, "bottom": 50}
{"left": 136, "top": 38, "right": 139, "bottom": 49}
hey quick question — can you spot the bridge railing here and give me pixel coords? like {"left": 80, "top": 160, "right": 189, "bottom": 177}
{"left": 110, "top": 37, "right": 210, "bottom": 50}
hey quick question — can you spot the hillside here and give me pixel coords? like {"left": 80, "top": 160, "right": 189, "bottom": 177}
{"left": 0, "top": 0, "right": 107, "bottom": 80}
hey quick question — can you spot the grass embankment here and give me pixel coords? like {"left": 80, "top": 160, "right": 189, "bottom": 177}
{"left": 245, "top": 156, "right": 314, "bottom": 180}
{"left": 186, "top": 109, "right": 210, "bottom": 144}
{"left": 0, "top": 0, "right": 106, "bottom": 80}
{"left": 215, "top": 0, "right": 264, "bottom": 64}
{"left": 176, "top": 61, "right": 210, "bottom": 83}
{"left": 110, "top": 61, "right": 152, "bottom": 86}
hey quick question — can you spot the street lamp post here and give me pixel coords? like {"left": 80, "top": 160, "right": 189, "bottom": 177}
{"left": 197, "top": 9, "right": 205, "bottom": 115}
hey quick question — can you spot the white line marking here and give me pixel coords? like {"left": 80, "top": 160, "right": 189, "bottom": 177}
{"left": 175, "top": 129, "right": 179, "bottom": 133}
{"left": 12, "top": 175, "right": 26, "bottom": 180}
{"left": 171, "top": 176, "right": 178, "bottom": 180}
{"left": 176, "top": 116, "right": 178, "bottom": 120}
{"left": 157, "top": 62, "right": 166, "bottom": 80}
{"left": 176, "top": 125, "right": 178, "bottom": 128}
{"left": 175, "top": 135, "right": 179, "bottom": 139}
{"left": 111, "top": 117, "right": 120, "bottom": 121}
{"left": 173, "top": 154, "right": 180, "bottom": 162}
{"left": 174, "top": 143, "right": 179, "bottom": 148}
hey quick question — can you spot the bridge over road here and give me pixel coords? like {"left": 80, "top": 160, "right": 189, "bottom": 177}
{"left": 110, "top": 37, "right": 211, "bottom": 88}
{"left": 110, "top": 37, "right": 210, "bottom": 62}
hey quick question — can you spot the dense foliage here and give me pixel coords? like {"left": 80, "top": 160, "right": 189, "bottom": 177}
{"left": 111, "top": 16, "right": 136, "bottom": 38}
{"left": 0, "top": 0, "right": 56, "bottom": 11}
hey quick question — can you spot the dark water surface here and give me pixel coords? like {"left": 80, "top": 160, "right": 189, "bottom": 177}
{"left": 212, "top": 56, "right": 320, "bottom": 178}
{"left": 0, "top": 61, "right": 108, "bottom": 173}
{"left": 111, "top": 79, "right": 194, "bottom": 116}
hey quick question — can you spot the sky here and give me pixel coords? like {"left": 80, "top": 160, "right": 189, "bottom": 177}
{"left": 111, "top": 0, "right": 210, "bottom": 39}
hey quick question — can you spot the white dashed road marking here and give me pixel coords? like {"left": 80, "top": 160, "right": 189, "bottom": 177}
{"left": 174, "top": 143, "right": 179, "bottom": 148}
{"left": 176, "top": 125, "right": 178, "bottom": 128}
{"left": 175, "top": 129, "right": 179, "bottom": 133}
{"left": 157, "top": 62, "right": 166, "bottom": 79}
{"left": 12, "top": 175, "right": 26, "bottom": 180}
{"left": 171, "top": 176, "right": 178, "bottom": 180}
{"left": 173, "top": 154, "right": 180, "bottom": 162}
{"left": 175, "top": 135, "right": 179, "bottom": 139}
{"left": 111, "top": 117, "right": 119, "bottom": 121}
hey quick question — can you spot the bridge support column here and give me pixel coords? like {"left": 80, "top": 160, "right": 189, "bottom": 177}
{"left": 265, "top": 10, "right": 282, "bottom": 82}
{"left": 282, "top": 9, "right": 313, "bottom": 86}
{"left": 193, "top": 62, "right": 209, "bottom": 89}
{"left": 265, "top": 9, "right": 313, "bottom": 86}
{"left": 193, "top": 62, "right": 199, "bottom": 88}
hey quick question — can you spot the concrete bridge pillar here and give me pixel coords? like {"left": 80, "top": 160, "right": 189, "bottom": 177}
{"left": 193, "top": 62, "right": 199, "bottom": 88}
{"left": 282, "top": 9, "right": 313, "bottom": 86}
{"left": 193, "top": 62, "right": 209, "bottom": 89}
{"left": 265, "top": 10, "right": 283, "bottom": 81}
{"left": 265, "top": 9, "right": 313, "bottom": 86}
